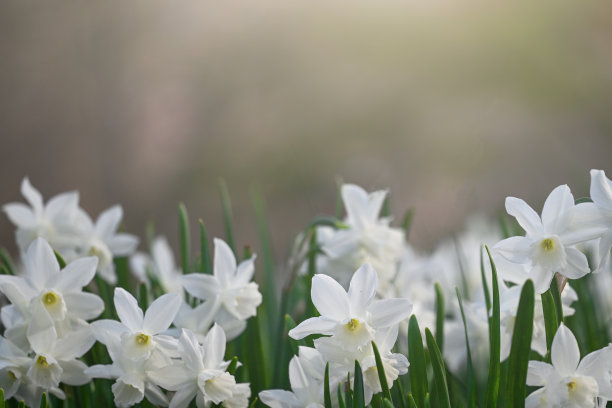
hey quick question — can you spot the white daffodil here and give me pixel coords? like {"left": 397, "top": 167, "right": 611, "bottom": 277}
{"left": 130, "top": 236, "right": 184, "bottom": 299}
{"left": 586, "top": 169, "right": 612, "bottom": 272}
{"left": 148, "top": 326, "right": 249, "bottom": 408}
{"left": 178, "top": 238, "right": 261, "bottom": 340}
{"left": 526, "top": 323, "right": 612, "bottom": 407}
{"left": 289, "top": 264, "right": 412, "bottom": 352}
{"left": 0, "top": 238, "right": 103, "bottom": 350}
{"left": 2, "top": 178, "right": 83, "bottom": 255}
{"left": 494, "top": 185, "right": 600, "bottom": 294}
{"left": 70, "top": 205, "right": 139, "bottom": 284}
{"left": 91, "top": 288, "right": 181, "bottom": 362}
{"left": 86, "top": 320, "right": 170, "bottom": 408}
{"left": 259, "top": 346, "right": 329, "bottom": 408}
{"left": 317, "top": 184, "right": 404, "bottom": 291}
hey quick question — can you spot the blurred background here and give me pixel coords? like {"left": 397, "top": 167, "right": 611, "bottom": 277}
{"left": 1, "top": 0, "right": 612, "bottom": 271}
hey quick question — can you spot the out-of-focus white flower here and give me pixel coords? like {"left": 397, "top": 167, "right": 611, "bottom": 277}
{"left": 526, "top": 323, "right": 612, "bottom": 407}
{"left": 91, "top": 288, "right": 181, "bottom": 362}
{"left": 494, "top": 185, "right": 600, "bottom": 293}
{"left": 3, "top": 178, "right": 83, "bottom": 255}
{"left": 317, "top": 184, "right": 404, "bottom": 292}
{"left": 177, "top": 238, "right": 261, "bottom": 341}
{"left": 259, "top": 346, "right": 329, "bottom": 408}
{"left": 70, "top": 205, "right": 139, "bottom": 284}
{"left": 586, "top": 169, "right": 612, "bottom": 272}
{"left": 149, "top": 325, "right": 249, "bottom": 408}
{"left": 130, "top": 236, "right": 184, "bottom": 299}
{"left": 289, "top": 264, "right": 412, "bottom": 352}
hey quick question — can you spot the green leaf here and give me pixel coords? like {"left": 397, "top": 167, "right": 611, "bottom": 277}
{"left": 484, "top": 246, "right": 500, "bottom": 408}
{"left": 304, "top": 230, "right": 319, "bottom": 319}
{"left": 338, "top": 383, "right": 346, "bottom": 408}
{"left": 401, "top": 209, "right": 414, "bottom": 240}
{"left": 353, "top": 360, "right": 365, "bottom": 408}
{"left": 550, "top": 276, "right": 564, "bottom": 324}
{"left": 372, "top": 341, "right": 392, "bottom": 401}
{"left": 480, "top": 245, "right": 491, "bottom": 314}
{"left": 434, "top": 283, "right": 445, "bottom": 353}
{"left": 249, "top": 396, "right": 259, "bottom": 408}
{"left": 18, "top": 400, "right": 26, "bottom": 408}
{"left": 199, "top": 220, "right": 212, "bottom": 273}
{"left": 382, "top": 398, "right": 395, "bottom": 408}
{"left": 455, "top": 288, "right": 476, "bottom": 408}
{"left": 306, "top": 216, "right": 349, "bottom": 230}
{"left": 407, "top": 315, "right": 428, "bottom": 408}
{"left": 505, "top": 279, "right": 535, "bottom": 407}
{"left": 345, "top": 373, "right": 353, "bottom": 408}
{"left": 541, "top": 289, "right": 558, "bottom": 361}
{"left": 53, "top": 250, "right": 66, "bottom": 269}
{"left": 407, "top": 394, "right": 418, "bottom": 408}
{"left": 0, "top": 248, "right": 14, "bottom": 275}
{"left": 40, "top": 393, "right": 47, "bottom": 408}
{"left": 137, "top": 283, "right": 148, "bottom": 310}
{"left": 575, "top": 197, "right": 593, "bottom": 204}
{"left": 425, "top": 328, "right": 451, "bottom": 408}
{"left": 218, "top": 179, "right": 236, "bottom": 252}
{"left": 392, "top": 374, "right": 407, "bottom": 408}
{"left": 243, "top": 313, "right": 269, "bottom": 395}
{"left": 324, "top": 362, "right": 332, "bottom": 408}
{"left": 227, "top": 356, "right": 239, "bottom": 375}
{"left": 114, "top": 257, "right": 131, "bottom": 291}
{"left": 0, "top": 388, "right": 4, "bottom": 408}
{"left": 178, "top": 203, "right": 191, "bottom": 275}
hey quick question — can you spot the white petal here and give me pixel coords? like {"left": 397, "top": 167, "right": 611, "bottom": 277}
{"left": 526, "top": 361, "right": 556, "bottom": 386}
{"left": 493, "top": 236, "right": 532, "bottom": 264}
{"left": 347, "top": 264, "right": 378, "bottom": 317}
{"left": 562, "top": 203, "right": 608, "bottom": 245}
{"left": 45, "top": 192, "right": 80, "bottom": 221}
{"left": 551, "top": 323, "right": 580, "bottom": 377}
{"left": 53, "top": 256, "right": 98, "bottom": 292}
{"left": 85, "top": 364, "right": 122, "bottom": 379}
{"left": 112, "top": 374, "right": 145, "bottom": 407}
{"left": 368, "top": 298, "right": 412, "bottom": 328}
{"left": 108, "top": 234, "right": 139, "bottom": 256}
{"left": 541, "top": 185, "right": 574, "bottom": 233}
{"left": 505, "top": 197, "right": 543, "bottom": 236}
{"left": 148, "top": 364, "right": 194, "bottom": 391}
{"left": 2, "top": 203, "right": 35, "bottom": 228}
{"left": 288, "top": 317, "right": 337, "bottom": 340}
{"left": 95, "top": 205, "right": 123, "bottom": 238}
{"left": 342, "top": 184, "right": 369, "bottom": 227}
{"left": 91, "top": 319, "right": 128, "bottom": 348}
{"left": 259, "top": 390, "right": 301, "bottom": 408}
{"left": 60, "top": 359, "right": 90, "bottom": 385}
{"left": 143, "top": 293, "right": 182, "bottom": 334}
{"left": 235, "top": 258, "right": 256, "bottom": 286}
{"left": 213, "top": 238, "right": 237, "bottom": 287}
{"left": 63, "top": 292, "right": 105, "bottom": 320}
{"left": 203, "top": 324, "right": 227, "bottom": 369}
{"left": 168, "top": 384, "right": 198, "bottom": 408}
{"left": 114, "top": 287, "right": 144, "bottom": 331}
{"left": 27, "top": 300, "right": 57, "bottom": 352}
{"left": 53, "top": 327, "right": 95, "bottom": 359}
{"left": 311, "top": 274, "right": 350, "bottom": 321}
{"left": 144, "top": 383, "right": 170, "bottom": 407}
{"left": 591, "top": 169, "right": 612, "bottom": 212}
{"left": 21, "top": 178, "right": 44, "bottom": 213}
{"left": 152, "top": 237, "right": 176, "bottom": 277}
{"left": 24, "top": 238, "right": 60, "bottom": 287}
{"left": 182, "top": 274, "right": 220, "bottom": 300}
{"left": 596, "top": 231, "right": 612, "bottom": 271}
{"left": 562, "top": 247, "right": 590, "bottom": 279}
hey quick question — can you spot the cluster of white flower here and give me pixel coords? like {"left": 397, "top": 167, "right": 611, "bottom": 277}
{"left": 0, "top": 179, "right": 259, "bottom": 407}
{"left": 260, "top": 264, "right": 412, "bottom": 406}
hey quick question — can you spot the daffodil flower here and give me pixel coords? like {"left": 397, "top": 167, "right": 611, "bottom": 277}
{"left": 494, "top": 185, "right": 600, "bottom": 293}
{"left": 526, "top": 323, "right": 612, "bottom": 407}
{"left": 289, "top": 263, "right": 412, "bottom": 351}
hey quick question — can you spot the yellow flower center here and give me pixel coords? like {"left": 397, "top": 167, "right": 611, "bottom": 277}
{"left": 43, "top": 292, "right": 57, "bottom": 305}
{"left": 8, "top": 371, "right": 17, "bottom": 381}
{"left": 541, "top": 238, "right": 555, "bottom": 251}
{"left": 346, "top": 318, "right": 360, "bottom": 331}
{"left": 37, "top": 355, "right": 49, "bottom": 367}
{"left": 567, "top": 380, "right": 576, "bottom": 391}
{"left": 135, "top": 333, "right": 150, "bottom": 345}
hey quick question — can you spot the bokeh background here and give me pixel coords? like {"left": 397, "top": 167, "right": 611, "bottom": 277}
{"left": 2, "top": 0, "right": 612, "bottom": 273}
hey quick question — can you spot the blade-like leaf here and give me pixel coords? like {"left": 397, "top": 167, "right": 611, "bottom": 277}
{"left": 324, "top": 362, "right": 332, "bottom": 408}
{"left": 401, "top": 209, "right": 414, "bottom": 239}
{"left": 484, "top": 246, "right": 500, "bottom": 408}
{"left": 455, "top": 288, "right": 476, "bottom": 408}
{"left": 425, "top": 328, "right": 451, "bottom": 408}
{"left": 178, "top": 203, "right": 191, "bottom": 275}
{"left": 434, "top": 282, "right": 445, "bottom": 353}
{"left": 408, "top": 315, "right": 428, "bottom": 407}
{"left": 541, "top": 289, "right": 558, "bottom": 361}
{"left": 199, "top": 219, "right": 212, "bottom": 274}
{"left": 407, "top": 394, "right": 418, "bottom": 408}
{"left": 40, "top": 393, "right": 47, "bottom": 408}
{"left": 338, "top": 383, "right": 346, "bottom": 408}
{"left": 372, "top": 341, "right": 392, "bottom": 401}
{"left": 53, "top": 250, "right": 66, "bottom": 269}
{"left": 505, "top": 280, "right": 535, "bottom": 407}
{"left": 218, "top": 179, "right": 236, "bottom": 252}
{"left": 353, "top": 360, "right": 365, "bottom": 408}
{"left": 227, "top": 356, "right": 239, "bottom": 375}
{"left": 550, "top": 275, "right": 564, "bottom": 325}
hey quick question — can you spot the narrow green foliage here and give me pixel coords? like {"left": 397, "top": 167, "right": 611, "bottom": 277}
{"left": 137, "top": 283, "right": 148, "bottom": 310}
{"left": 304, "top": 230, "right": 318, "bottom": 319}
{"left": 306, "top": 216, "right": 349, "bottom": 231}
{"left": 0, "top": 248, "right": 14, "bottom": 275}
{"left": 218, "top": 179, "right": 236, "bottom": 252}
{"left": 338, "top": 384, "right": 346, "bottom": 408}
{"left": 575, "top": 197, "right": 594, "bottom": 204}
{"left": 0, "top": 389, "right": 4, "bottom": 408}
{"left": 372, "top": 341, "right": 392, "bottom": 401}
{"left": 39, "top": 393, "right": 47, "bottom": 408}
{"left": 434, "top": 283, "right": 445, "bottom": 353}
{"left": 53, "top": 250, "right": 66, "bottom": 269}
{"left": 284, "top": 314, "right": 301, "bottom": 355}
{"left": 0, "top": 265, "right": 9, "bottom": 276}
{"left": 199, "top": 220, "right": 212, "bottom": 273}
{"left": 393, "top": 375, "right": 407, "bottom": 408}
{"left": 324, "top": 362, "right": 333, "bottom": 408}
{"left": 541, "top": 289, "right": 558, "bottom": 360}
{"left": 407, "top": 315, "right": 428, "bottom": 408}
{"left": 243, "top": 313, "right": 269, "bottom": 395}
{"left": 550, "top": 276, "right": 564, "bottom": 324}
{"left": 345, "top": 373, "right": 353, "bottom": 408}
{"left": 505, "top": 279, "right": 535, "bottom": 407}
{"left": 353, "top": 361, "right": 365, "bottom": 408}
{"left": 425, "top": 329, "right": 451, "bottom": 408}
{"left": 407, "top": 394, "right": 418, "bottom": 408}
{"left": 178, "top": 203, "right": 191, "bottom": 275}
{"left": 484, "top": 246, "right": 500, "bottom": 408}
{"left": 455, "top": 288, "right": 476, "bottom": 408}
{"left": 18, "top": 401, "right": 26, "bottom": 408}
{"left": 401, "top": 209, "right": 414, "bottom": 239}
{"left": 381, "top": 194, "right": 391, "bottom": 217}
{"left": 227, "top": 356, "right": 239, "bottom": 375}
{"left": 480, "top": 245, "right": 491, "bottom": 313}
{"left": 424, "top": 393, "right": 430, "bottom": 408}
{"left": 382, "top": 398, "right": 395, "bottom": 408}
{"left": 249, "top": 397, "right": 259, "bottom": 408}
